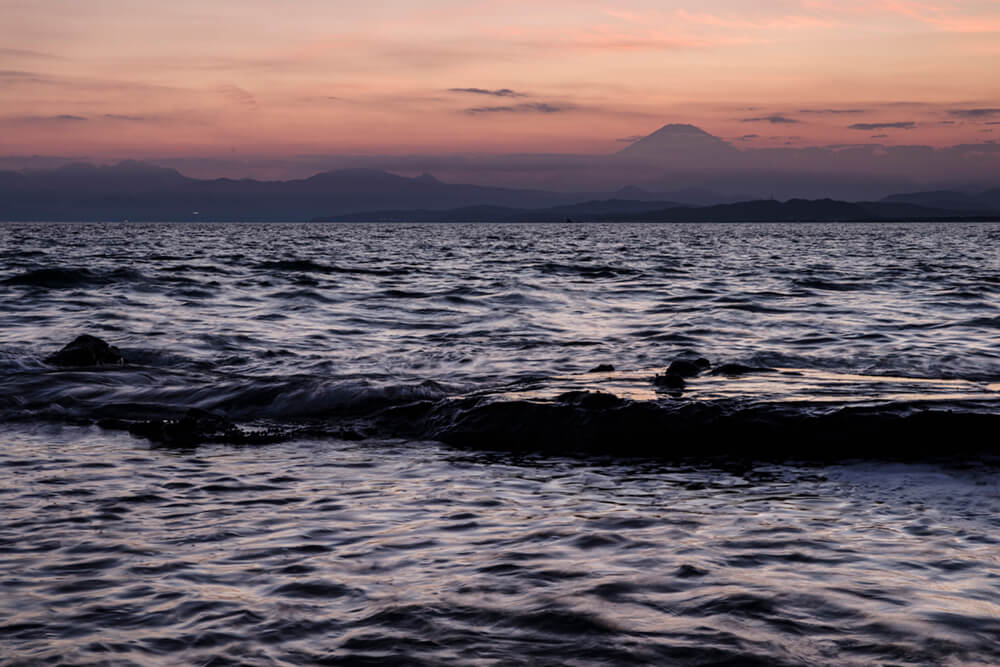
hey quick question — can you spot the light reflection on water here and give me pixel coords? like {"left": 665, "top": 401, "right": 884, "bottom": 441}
{"left": 1, "top": 221, "right": 999, "bottom": 389}
{"left": 503, "top": 367, "right": 1000, "bottom": 404}
{"left": 2, "top": 427, "right": 1000, "bottom": 665}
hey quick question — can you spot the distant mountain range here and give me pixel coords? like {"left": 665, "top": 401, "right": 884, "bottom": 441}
{"left": 881, "top": 189, "right": 1000, "bottom": 211}
{"left": 0, "top": 161, "right": 675, "bottom": 222}
{"left": 0, "top": 150, "right": 998, "bottom": 223}
{"left": 316, "top": 198, "right": 1000, "bottom": 223}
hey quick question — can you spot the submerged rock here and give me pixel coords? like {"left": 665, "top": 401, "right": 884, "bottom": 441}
{"left": 652, "top": 372, "right": 686, "bottom": 391}
{"left": 666, "top": 358, "right": 710, "bottom": 378}
{"left": 651, "top": 356, "right": 709, "bottom": 394}
{"left": 108, "top": 408, "right": 288, "bottom": 447}
{"left": 556, "top": 390, "right": 624, "bottom": 410}
{"left": 46, "top": 334, "right": 125, "bottom": 367}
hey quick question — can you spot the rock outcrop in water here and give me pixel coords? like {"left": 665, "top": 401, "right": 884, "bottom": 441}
{"left": 421, "top": 392, "right": 1000, "bottom": 461}
{"left": 119, "top": 410, "right": 289, "bottom": 448}
{"left": 46, "top": 334, "right": 125, "bottom": 367}
{"left": 652, "top": 373, "right": 686, "bottom": 392}
{"left": 666, "top": 358, "right": 710, "bottom": 377}
{"left": 652, "top": 356, "right": 711, "bottom": 394}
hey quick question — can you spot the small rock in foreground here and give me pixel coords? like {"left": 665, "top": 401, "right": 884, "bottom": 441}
{"left": 666, "top": 358, "right": 711, "bottom": 377}
{"left": 587, "top": 364, "right": 615, "bottom": 373}
{"left": 652, "top": 373, "right": 685, "bottom": 391}
{"left": 46, "top": 334, "right": 125, "bottom": 367}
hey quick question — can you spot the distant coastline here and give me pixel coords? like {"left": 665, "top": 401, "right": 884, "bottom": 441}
{"left": 313, "top": 198, "right": 1000, "bottom": 224}
{"left": 2, "top": 159, "right": 998, "bottom": 223}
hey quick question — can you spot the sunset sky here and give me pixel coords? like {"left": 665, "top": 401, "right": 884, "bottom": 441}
{"left": 2, "top": 0, "right": 999, "bottom": 165}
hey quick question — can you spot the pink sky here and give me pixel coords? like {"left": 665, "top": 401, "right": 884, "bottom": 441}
{"left": 2, "top": 0, "right": 999, "bottom": 163}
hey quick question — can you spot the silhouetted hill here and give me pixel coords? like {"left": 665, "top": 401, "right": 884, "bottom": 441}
{"left": 0, "top": 162, "right": 665, "bottom": 221}
{"left": 315, "top": 198, "right": 685, "bottom": 222}
{"left": 20, "top": 161, "right": 191, "bottom": 193}
{"left": 627, "top": 199, "right": 991, "bottom": 222}
{"left": 2, "top": 159, "right": 996, "bottom": 222}
{"left": 320, "top": 198, "right": 998, "bottom": 223}
{"left": 879, "top": 190, "right": 1000, "bottom": 212}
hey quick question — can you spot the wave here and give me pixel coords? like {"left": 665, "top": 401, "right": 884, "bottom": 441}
{"left": 256, "top": 259, "right": 411, "bottom": 276}
{"left": 3, "top": 349, "right": 997, "bottom": 456}
{"left": 2, "top": 266, "right": 146, "bottom": 289}
{"left": 533, "top": 261, "right": 641, "bottom": 279}
{"left": 792, "top": 277, "right": 869, "bottom": 292}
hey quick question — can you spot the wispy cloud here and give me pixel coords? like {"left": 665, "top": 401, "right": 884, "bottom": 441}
{"left": 509, "top": 27, "right": 709, "bottom": 52}
{"left": 673, "top": 9, "right": 839, "bottom": 31}
{"left": 804, "top": 0, "right": 1000, "bottom": 34}
{"left": 739, "top": 134, "right": 759, "bottom": 140}
{"left": 0, "top": 68, "right": 183, "bottom": 98}
{"left": 217, "top": 84, "right": 257, "bottom": 110}
{"left": 448, "top": 87, "right": 527, "bottom": 97}
{"left": 849, "top": 121, "right": 916, "bottom": 130}
{"left": 0, "top": 69, "right": 50, "bottom": 84}
{"left": 465, "top": 102, "right": 574, "bottom": 114}
{"left": 103, "top": 114, "right": 147, "bottom": 121}
{"left": 12, "top": 114, "right": 89, "bottom": 122}
{"left": 0, "top": 48, "right": 57, "bottom": 60}
{"left": 799, "top": 108, "right": 865, "bottom": 114}
{"left": 742, "top": 115, "right": 799, "bottom": 124}
{"left": 949, "top": 108, "right": 1000, "bottom": 118}
{"left": 616, "top": 135, "right": 644, "bottom": 142}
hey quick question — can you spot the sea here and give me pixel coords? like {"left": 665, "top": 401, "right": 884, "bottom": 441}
{"left": 1, "top": 221, "right": 999, "bottom": 665}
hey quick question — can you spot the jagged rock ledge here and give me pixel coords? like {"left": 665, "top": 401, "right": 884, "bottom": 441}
{"left": 413, "top": 392, "right": 1000, "bottom": 460}
{"left": 38, "top": 335, "right": 1000, "bottom": 460}
{"left": 83, "top": 390, "right": 1000, "bottom": 461}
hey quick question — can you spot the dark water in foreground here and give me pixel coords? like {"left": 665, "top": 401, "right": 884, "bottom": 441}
{"left": 2, "top": 222, "right": 1000, "bottom": 664}
{"left": 4, "top": 429, "right": 1000, "bottom": 665}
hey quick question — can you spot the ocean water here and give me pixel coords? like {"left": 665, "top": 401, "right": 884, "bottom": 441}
{"left": 2, "top": 221, "right": 999, "bottom": 664}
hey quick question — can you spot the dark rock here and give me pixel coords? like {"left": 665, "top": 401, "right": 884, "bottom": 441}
{"left": 652, "top": 373, "right": 685, "bottom": 391}
{"left": 556, "top": 390, "right": 624, "bottom": 410}
{"left": 666, "top": 358, "right": 710, "bottom": 377}
{"left": 587, "top": 364, "right": 615, "bottom": 373}
{"left": 126, "top": 408, "right": 289, "bottom": 447}
{"left": 711, "top": 363, "right": 775, "bottom": 376}
{"left": 651, "top": 357, "right": 709, "bottom": 394}
{"left": 96, "top": 418, "right": 132, "bottom": 431}
{"left": 675, "top": 564, "right": 708, "bottom": 578}
{"left": 46, "top": 334, "right": 124, "bottom": 367}
{"left": 336, "top": 427, "right": 365, "bottom": 441}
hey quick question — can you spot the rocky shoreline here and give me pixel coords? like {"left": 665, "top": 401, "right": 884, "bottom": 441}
{"left": 26, "top": 335, "right": 1000, "bottom": 461}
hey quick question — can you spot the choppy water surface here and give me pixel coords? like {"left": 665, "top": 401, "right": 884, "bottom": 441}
{"left": 3, "top": 429, "right": 1000, "bottom": 665}
{"left": 1, "top": 222, "right": 999, "bottom": 389}
{"left": 2, "top": 222, "right": 1000, "bottom": 664}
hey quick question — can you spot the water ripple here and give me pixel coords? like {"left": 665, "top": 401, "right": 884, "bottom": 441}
{"left": 3, "top": 430, "right": 1000, "bottom": 664}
